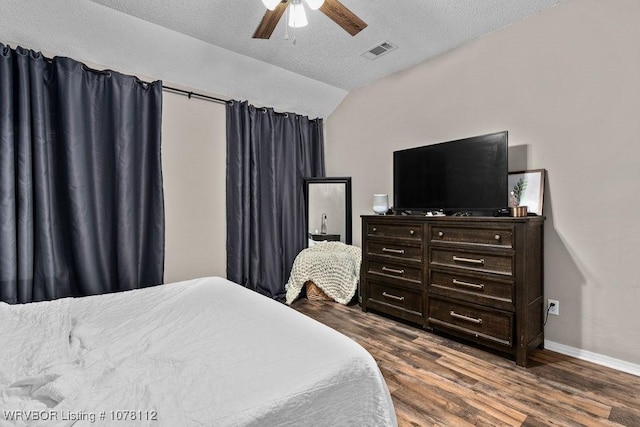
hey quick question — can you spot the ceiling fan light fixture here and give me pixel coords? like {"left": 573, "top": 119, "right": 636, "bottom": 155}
{"left": 252, "top": 0, "right": 366, "bottom": 39}
{"left": 303, "top": 0, "right": 324, "bottom": 10}
{"left": 261, "top": 0, "right": 281, "bottom": 11}
{"left": 288, "top": 0, "right": 308, "bottom": 28}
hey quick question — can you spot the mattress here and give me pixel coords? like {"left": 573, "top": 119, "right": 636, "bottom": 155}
{"left": 0, "top": 277, "right": 396, "bottom": 426}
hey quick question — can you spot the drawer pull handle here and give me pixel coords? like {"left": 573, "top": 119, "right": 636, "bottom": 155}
{"left": 495, "top": 234, "right": 501, "bottom": 240}
{"left": 452, "top": 256, "right": 485, "bottom": 265}
{"left": 453, "top": 279, "right": 485, "bottom": 290}
{"left": 382, "top": 292, "right": 405, "bottom": 301}
{"left": 409, "top": 229, "right": 415, "bottom": 235}
{"left": 382, "top": 266, "right": 405, "bottom": 275}
{"left": 382, "top": 247, "right": 405, "bottom": 255}
{"left": 450, "top": 311, "right": 483, "bottom": 324}
{"left": 372, "top": 227, "right": 378, "bottom": 232}
{"left": 438, "top": 231, "right": 444, "bottom": 237}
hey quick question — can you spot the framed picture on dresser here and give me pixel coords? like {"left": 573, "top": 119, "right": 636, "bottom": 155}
{"left": 508, "top": 169, "right": 546, "bottom": 216}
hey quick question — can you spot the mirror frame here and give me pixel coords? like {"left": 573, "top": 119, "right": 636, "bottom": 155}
{"left": 304, "top": 177, "right": 352, "bottom": 246}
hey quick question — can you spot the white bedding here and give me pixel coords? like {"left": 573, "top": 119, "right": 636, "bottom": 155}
{"left": 0, "top": 277, "right": 396, "bottom": 426}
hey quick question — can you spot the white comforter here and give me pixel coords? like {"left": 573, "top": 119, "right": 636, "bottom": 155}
{"left": 0, "top": 277, "right": 396, "bottom": 426}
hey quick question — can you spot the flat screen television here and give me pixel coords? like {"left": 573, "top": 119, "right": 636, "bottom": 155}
{"left": 393, "top": 131, "right": 508, "bottom": 215}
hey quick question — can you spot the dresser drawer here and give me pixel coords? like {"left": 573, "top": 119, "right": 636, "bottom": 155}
{"left": 428, "top": 270, "right": 514, "bottom": 310}
{"left": 367, "top": 223, "right": 421, "bottom": 241}
{"left": 431, "top": 225, "right": 513, "bottom": 248}
{"left": 368, "top": 281, "right": 423, "bottom": 314}
{"left": 430, "top": 248, "right": 513, "bottom": 276}
{"left": 367, "top": 241, "right": 422, "bottom": 262}
{"left": 428, "top": 298, "right": 513, "bottom": 348}
{"left": 368, "top": 260, "right": 422, "bottom": 282}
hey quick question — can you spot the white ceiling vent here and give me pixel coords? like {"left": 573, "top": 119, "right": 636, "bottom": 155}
{"left": 361, "top": 41, "right": 398, "bottom": 60}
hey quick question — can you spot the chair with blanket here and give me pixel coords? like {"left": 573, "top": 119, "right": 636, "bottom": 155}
{"left": 285, "top": 242, "right": 361, "bottom": 305}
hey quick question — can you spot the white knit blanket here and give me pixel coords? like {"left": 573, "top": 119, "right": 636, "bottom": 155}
{"left": 285, "top": 242, "right": 361, "bottom": 305}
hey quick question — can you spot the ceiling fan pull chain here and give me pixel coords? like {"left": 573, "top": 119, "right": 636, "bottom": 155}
{"left": 284, "top": 6, "right": 291, "bottom": 40}
{"left": 291, "top": 21, "right": 296, "bottom": 45}
{"left": 284, "top": 5, "right": 296, "bottom": 45}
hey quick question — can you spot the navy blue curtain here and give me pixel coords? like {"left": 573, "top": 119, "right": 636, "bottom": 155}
{"left": 0, "top": 44, "right": 164, "bottom": 303}
{"left": 226, "top": 101, "right": 324, "bottom": 298}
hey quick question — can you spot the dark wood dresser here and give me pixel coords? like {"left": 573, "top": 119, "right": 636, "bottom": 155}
{"left": 360, "top": 215, "right": 544, "bottom": 367}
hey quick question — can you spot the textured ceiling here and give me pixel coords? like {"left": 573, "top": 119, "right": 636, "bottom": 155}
{"left": 0, "top": 0, "right": 561, "bottom": 117}
{"left": 90, "top": 0, "right": 560, "bottom": 91}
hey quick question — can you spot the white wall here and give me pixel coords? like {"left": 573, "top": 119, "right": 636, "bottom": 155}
{"left": 162, "top": 93, "right": 227, "bottom": 283}
{"left": 325, "top": 0, "right": 640, "bottom": 365}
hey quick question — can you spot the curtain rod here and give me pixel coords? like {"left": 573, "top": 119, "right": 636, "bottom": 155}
{"left": 161, "top": 85, "right": 317, "bottom": 119}
{"left": 162, "top": 85, "right": 227, "bottom": 105}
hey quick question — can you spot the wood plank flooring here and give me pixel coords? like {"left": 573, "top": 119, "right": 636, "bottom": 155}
{"left": 290, "top": 299, "right": 640, "bottom": 426}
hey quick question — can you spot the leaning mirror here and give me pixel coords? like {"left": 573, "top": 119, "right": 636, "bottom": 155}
{"left": 305, "top": 177, "right": 352, "bottom": 247}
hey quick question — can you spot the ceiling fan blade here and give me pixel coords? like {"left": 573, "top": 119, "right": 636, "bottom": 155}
{"left": 253, "top": 0, "right": 290, "bottom": 39}
{"left": 319, "top": 0, "right": 367, "bottom": 37}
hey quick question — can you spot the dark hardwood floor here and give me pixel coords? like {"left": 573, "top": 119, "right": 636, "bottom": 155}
{"left": 291, "top": 298, "right": 640, "bottom": 427}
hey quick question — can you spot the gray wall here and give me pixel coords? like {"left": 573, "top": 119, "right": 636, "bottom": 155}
{"left": 162, "top": 93, "right": 227, "bottom": 282}
{"left": 325, "top": 0, "right": 640, "bottom": 365}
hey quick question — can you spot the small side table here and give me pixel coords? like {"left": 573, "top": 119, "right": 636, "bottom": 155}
{"left": 309, "top": 233, "right": 341, "bottom": 242}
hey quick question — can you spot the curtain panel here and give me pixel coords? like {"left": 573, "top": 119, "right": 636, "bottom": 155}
{"left": 0, "top": 44, "right": 165, "bottom": 303}
{"left": 226, "top": 101, "right": 324, "bottom": 298}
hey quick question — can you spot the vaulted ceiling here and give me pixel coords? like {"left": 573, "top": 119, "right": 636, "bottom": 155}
{"left": 91, "top": 0, "right": 560, "bottom": 90}
{"left": 0, "top": 0, "right": 560, "bottom": 117}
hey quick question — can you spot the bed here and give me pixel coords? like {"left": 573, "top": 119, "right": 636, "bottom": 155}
{"left": 0, "top": 277, "right": 396, "bottom": 426}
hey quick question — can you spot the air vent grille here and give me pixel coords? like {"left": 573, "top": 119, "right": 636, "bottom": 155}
{"left": 362, "top": 41, "right": 398, "bottom": 60}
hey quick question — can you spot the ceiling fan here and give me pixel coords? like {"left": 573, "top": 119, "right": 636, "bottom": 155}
{"left": 253, "top": 0, "right": 367, "bottom": 39}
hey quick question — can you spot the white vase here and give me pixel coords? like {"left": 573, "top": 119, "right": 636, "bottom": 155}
{"left": 372, "top": 194, "right": 389, "bottom": 215}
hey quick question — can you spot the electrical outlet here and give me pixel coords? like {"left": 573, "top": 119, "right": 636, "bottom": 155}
{"left": 548, "top": 299, "right": 559, "bottom": 316}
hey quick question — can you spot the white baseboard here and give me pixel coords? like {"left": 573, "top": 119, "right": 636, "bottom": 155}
{"left": 544, "top": 340, "right": 640, "bottom": 377}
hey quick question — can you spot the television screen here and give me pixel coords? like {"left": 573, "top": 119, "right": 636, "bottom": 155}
{"left": 393, "top": 131, "right": 508, "bottom": 215}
